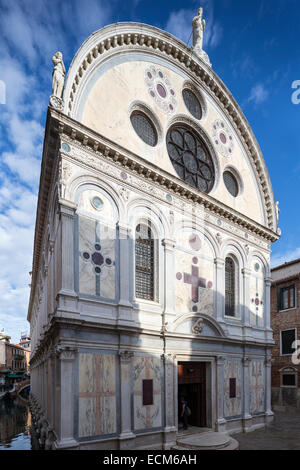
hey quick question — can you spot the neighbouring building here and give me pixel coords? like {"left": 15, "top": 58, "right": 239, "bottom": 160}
{"left": 28, "top": 11, "right": 280, "bottom": 450}
{"left": 0, "top": 329, "right": 10, "bottom": 368}
{"left": 0, "top": 329, "right": 30, "bottom": 380}
{"left": 271, "top": 259, "right": 300, "bottom": 409}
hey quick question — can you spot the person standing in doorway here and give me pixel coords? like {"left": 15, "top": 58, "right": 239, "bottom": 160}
{"left": 180, "top": 396, "right": 189, "bottom": 430}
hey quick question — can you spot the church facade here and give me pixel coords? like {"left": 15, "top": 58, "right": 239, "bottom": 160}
{"left": 28, "top": 18, "right": 280, "bottom": 450}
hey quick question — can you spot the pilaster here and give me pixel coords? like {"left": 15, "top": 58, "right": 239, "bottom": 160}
{"left": 162, "top": 239, "right": 176, "bottom": 323}
{"left": 54, "top": 346, "right": 78, "bottom": 449}
{"left": 242, "top": 268, "right": 251, "bottom": 328}
{"left": 58, "top": 199, "right": 77, "bottom": 298}
{"left": 216, "top": 355, "right": 226, "bottom": 431}
{"left": 242, "top": 356, "right": 252, "bottom": 431}
{"left": 215, "top": 258, "right": 225, "bottom": 323}
{"left": 162, "top": 353, "right": 177, "bottom": 449}
{"left": 265, "top": 356, "right": 274, "bottom": 420}
{"left": 118, "top": 351, "right": 135, "bottom": 449}
{"left": 117, "top": 223, "right": 134, "bottom": 326}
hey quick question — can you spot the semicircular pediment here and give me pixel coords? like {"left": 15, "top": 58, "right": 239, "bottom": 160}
{"left": 172, "top": 312, "right": 226, "bottom": 338}
{"left": 61, "top": 22, "right": 277, "bottom": 233}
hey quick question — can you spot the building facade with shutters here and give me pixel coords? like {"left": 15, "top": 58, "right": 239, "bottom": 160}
{"left": 28, "top": 19, "right": 279, "bottom": 450}
{"left": 271, "top": 259, "right": 300, "bottom": 409}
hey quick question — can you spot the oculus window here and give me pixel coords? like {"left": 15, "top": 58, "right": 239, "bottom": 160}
{"left": 223, "top": 171, "right": 239, "bottom": 197}
{"left": 166, "top": 125, "right": 215, "bottom": 194}
{"left": 131, "top": 112, "right": 157, "bottom": 147}
{"left": 182, "top": 89, "right": 202, "bottom": 120}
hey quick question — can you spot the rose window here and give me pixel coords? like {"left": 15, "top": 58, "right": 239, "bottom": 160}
{"left": 166, "top": 125, "right": 215, "bottom": 194}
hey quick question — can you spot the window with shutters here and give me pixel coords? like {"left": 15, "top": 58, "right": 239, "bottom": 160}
{"left": 225, "top": 257, "right": 236, "bottom": 317}
{"left": 281, "top": 329, "right": 296, "bottom": 355}
{"left": 277, "top": 285, "right": 296, "bottom": 311}
{"left": 135, "top": 223, "right": 155, "bottom": 301}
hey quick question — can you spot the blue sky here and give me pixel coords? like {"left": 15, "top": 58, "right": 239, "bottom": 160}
{"left": 0, "top": 0, "right": 299, "bottom": 342}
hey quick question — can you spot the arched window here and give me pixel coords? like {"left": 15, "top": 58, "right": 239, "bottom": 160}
{"left": 225, "top": 257, "right": 235, "bottom": 317}
{"left": 135, "top": 223, "right": 155, "bottom": 301}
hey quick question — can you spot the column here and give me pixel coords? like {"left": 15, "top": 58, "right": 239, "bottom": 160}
{"left": 216, "top": 355, "right": 226, "bottom": 431}
{"left": 214, "top": 258, "right": 225, "bottom": 323}
{"left": 58, "top": 199, "right": 77, "bottom": 297}
{"left": 162, "top": 239, "right": 176, "bottom": 323}
{"left": 54, "top": 346, "right": 78, "bottom": 449}
{"left": 265, "top": 356, "right": 274, "bottom": 420}
{"left": 119, "top": 351, "right": 135, "bottom": 448}
{"left": 242, "top": 356, "right": 252, "bottom": 431}
{"left": 162, "top": 353, "right": 177, "bottom": 450}
{"left": 117, "top": 223, "right": 134, "bottom": 326}
{"left": 242, "top": 268, "right": 251, "bottom": 328}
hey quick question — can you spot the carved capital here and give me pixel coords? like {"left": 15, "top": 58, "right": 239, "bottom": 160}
{"left": 242, "top": 267, "right": 252, "bottom": 277}
{"left": 117, "top": 223, "right": 132, "bottom": 238}
{"left": 264, "top": 277, "right": 272, "bottom": 287}
{"left": 242, "top": 356, "right": 251, "bottom": 366}
{"left": 216, "top": 355, "right": 225, "bottom": 366}
{"left": 56, "top": 346, "right": 77, "bottom": 361}
{"left": 162, "top": 238, "right": 176, "bottom": 250}
{"left": 58, "top": 198, "right": 77, "bottom": 218}
{"left": 214, "top": 257, "right": 225, "bottom": 267}
{"left": 119, "top": 350, "right": 134, "bottom": 363}
{"left": 265, "top": 356, "right": 272, "bottom": 366}
{"left": 161, "top": 353, "right": 174, "bottom": 363}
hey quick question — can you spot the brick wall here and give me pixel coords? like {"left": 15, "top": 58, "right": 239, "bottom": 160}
{"left": 271, "top": 275, "right": 300, "bottom": 407}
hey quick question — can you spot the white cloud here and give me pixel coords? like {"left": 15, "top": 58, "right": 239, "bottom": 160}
{"left": 0, "top": 0, "right": 112, "bottom": 343}
{"left": 271, "top": 247, "right": 300, "bottom": 268}
{"left": 247, "top": 83, "right": 269, "bottom": 106}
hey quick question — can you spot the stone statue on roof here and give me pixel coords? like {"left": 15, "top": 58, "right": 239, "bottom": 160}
{"left": 51, "top": 51, "right": 66, "bottom": 99}
{"left": 192, "top": 7, "right": 211, "bottom": 67}
{"left": 192, "top": 7, "right": 206, "bottom": 51}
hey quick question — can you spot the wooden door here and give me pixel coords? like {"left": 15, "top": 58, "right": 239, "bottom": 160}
{"left": 178, "top": 362, "right": 206, "bottom": 427}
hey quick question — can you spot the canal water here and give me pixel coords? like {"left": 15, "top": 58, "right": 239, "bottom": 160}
{"left": 0, "top": 395, "right": 37, "bottom": 450}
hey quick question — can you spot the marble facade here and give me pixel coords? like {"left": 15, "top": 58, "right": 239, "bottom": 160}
{"left": 28, "top": 20, "right": 279, "bottom": 450}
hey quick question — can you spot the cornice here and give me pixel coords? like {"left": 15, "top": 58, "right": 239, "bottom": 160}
{"left": 52, "top": 107, "right": 278, "bottom": 244}
{"left": 27, "top": 109, "right": 61, "bottom": 322}
{"left": 62, "top": 22, "right": 278, "bottom": 233}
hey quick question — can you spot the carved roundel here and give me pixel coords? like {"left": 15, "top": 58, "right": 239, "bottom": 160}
{"left": 145, "top": 66, "right": 177, "bottom": 115}
{"left": 212, "top": 119, "right": 234, "bottom": 157}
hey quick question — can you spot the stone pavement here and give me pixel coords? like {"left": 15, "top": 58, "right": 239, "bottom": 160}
{"left": 234, "top": 410, "right": 300, "bottom": 450}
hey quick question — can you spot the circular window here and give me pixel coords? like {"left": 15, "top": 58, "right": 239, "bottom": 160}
{"left": 166, "top": 125, "right": 215, "bottom": 193}
{"left": 91, "top": 196, "right": 104, "bottom": 210}
{"left": 130, "top": 112, "right": 157, "bottom": 147}
{"left": 223, "top": 171, "right": 238, "bottom": 197}
{"left": 182, "top": 89, "right": 202, "bottom": 120}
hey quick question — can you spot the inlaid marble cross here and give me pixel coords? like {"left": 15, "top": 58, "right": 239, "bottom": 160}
{"left": 183, "top": 264, "right": 206, "bottom": 303}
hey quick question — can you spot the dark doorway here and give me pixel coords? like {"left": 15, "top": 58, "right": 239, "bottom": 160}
{"left": 178, "top": 362, "right": 207, "bottom": 428}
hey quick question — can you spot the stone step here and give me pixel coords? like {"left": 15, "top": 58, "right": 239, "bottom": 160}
{"left": 175, "top": 432, "right": 239, "bottom": 451}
